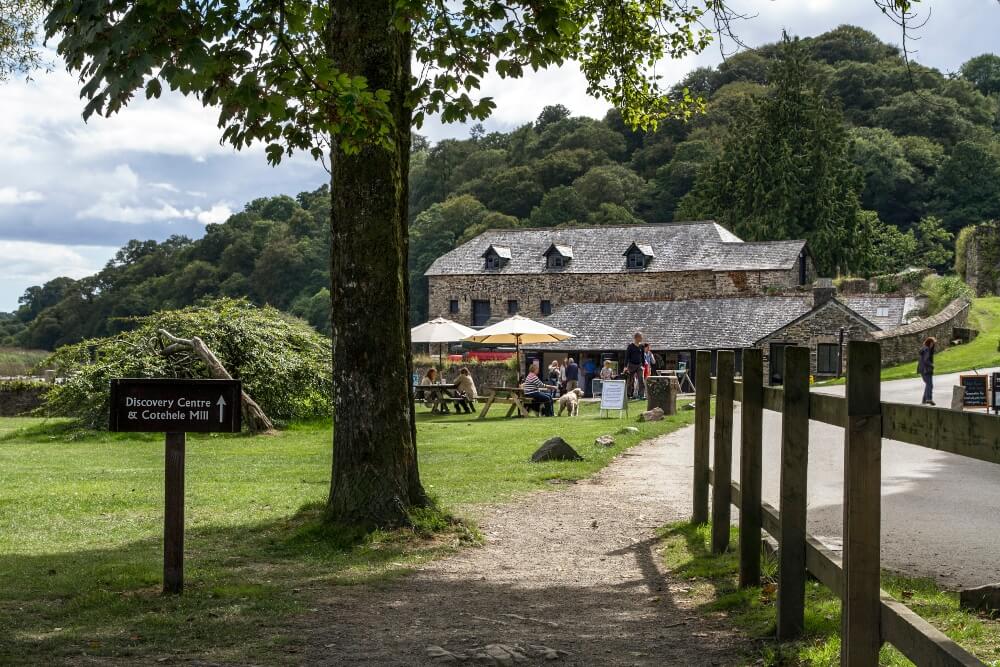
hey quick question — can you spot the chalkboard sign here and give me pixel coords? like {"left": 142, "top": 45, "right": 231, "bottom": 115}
{"left": 993, "top": 372, "right": 1000, "bottom": 414}
{"left": 600, "top": 380, "right": 627, "bottom": 412}
{"left": 960, "top": 374, "right": 988, "bottom": 408}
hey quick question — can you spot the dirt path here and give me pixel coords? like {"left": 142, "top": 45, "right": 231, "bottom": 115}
{"left": 302, "top": 427, "right": 747, "bottom": 665}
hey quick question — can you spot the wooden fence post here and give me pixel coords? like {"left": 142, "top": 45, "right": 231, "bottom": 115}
{"left": 739, "top": 347, "right": 764, "bottom": 588}
{"left": 777, "top": 346, "right": 810, "bottom": 640}
{"left": 841, "top": 341, "right": 882, "bottom": 665}
{"left": 711, "top": 350, "right": 735, "bottom": 554}
{"left": 693, "top": 349, "right": 712, "bottom": 525}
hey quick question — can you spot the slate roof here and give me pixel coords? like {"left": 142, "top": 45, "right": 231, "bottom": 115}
{"left": 425, "top": 222, "right": 807, "bottom": 276}
{"left": 524, "top": 297, "right": 815, "bottom": 351}
{"left": 840, "top": 296, "right": 908, "bottom": 330}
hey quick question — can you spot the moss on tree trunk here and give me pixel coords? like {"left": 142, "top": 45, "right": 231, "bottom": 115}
{"left": 325, "top": 0, "right": 429, "bottom": 526}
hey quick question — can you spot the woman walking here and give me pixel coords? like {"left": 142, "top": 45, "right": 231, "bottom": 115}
{"left": 918, "top": 337, "right": 936, "bottom": 406}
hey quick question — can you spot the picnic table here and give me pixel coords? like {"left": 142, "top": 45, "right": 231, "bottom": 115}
{"left": 477, "top": 385, "right": 533, "bottom": 420}
{"left": 413, "top": 382, "right": 459, "bottom": 413}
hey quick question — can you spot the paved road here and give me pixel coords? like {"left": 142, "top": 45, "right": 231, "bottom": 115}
{"left": 715, "top": 368, "right": 1000, "bottom": 590}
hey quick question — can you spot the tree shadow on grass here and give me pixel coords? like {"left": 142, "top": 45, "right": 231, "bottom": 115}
{"left": 0, "top": 503, "right": 464, "bottom": 665}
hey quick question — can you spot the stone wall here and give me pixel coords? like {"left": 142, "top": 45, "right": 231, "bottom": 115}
{"left": 0, "top": 381, "right": 47, "bottom": 417}
{"left": 755, "top": 300, "right": 877, "bottom": 381}
{"left": 413, "top": 362, "right": 516, "bottom": 392}
{"left": 872, "top": 298, "right": 971, "bottom": 367}
{"left": 428, "top": 259, "right": 810, "bottom": 326}
{"left": 963, "top": 224, "right": 998, "bottom": 296}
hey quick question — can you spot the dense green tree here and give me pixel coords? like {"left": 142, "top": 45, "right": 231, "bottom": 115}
{"left": 913, "top": 215, "right": 954, "bottom": 271}
{"left": 849, "top": 126, "right": 918, "bottom": 226}
{"left": 571, "top": 164, "right": 645, "bottom": 211}
{"left": 932, "top": 140, "right": 1000, "bottom": 230}
{"left": 586, "top": 202, "right": 643, "bottom": 226}
{"left": 527, "top": 186, "right": 589, "bottom": 228}
{"left": 960, "top": 54, "right": 1000, "bottom": 97}
{"left": 806, "top": 24, "right": 899, "bottom": 65}
{"left": 535, "top": 104, "right": 572, "bottom": 130}
{"left": 680, "top": 35, "right": 868, "bottom": 275}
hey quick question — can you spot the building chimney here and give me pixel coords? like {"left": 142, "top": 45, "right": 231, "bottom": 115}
{"left": 813, "top": 278, "right": 836, "bottom": 307}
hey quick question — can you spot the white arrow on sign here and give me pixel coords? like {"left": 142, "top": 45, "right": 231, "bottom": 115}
{"left": 216, "top": 395, "right": 226, "bottom": 423}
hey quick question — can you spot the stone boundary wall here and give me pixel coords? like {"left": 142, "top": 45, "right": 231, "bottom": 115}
{"left": 872, "top": 298, "right": 971, "bottom": 367}
{"left": 0, "top": 381, "right": 47, "bottom": 417}
{"left": 413, "top": 363, "right": 517, "bottom": 393}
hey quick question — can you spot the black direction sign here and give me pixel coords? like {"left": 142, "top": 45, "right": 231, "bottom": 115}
{"left": 109, "top": 378, "right": 242, "bottom": 433}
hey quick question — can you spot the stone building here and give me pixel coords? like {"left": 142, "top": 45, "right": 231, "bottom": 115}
{"left": 423, "top": 221, "right": 954, "bottom": 383}
{"left": 425, "top": 222, "right": 815, "bottom": 326}
{"left": 524, "top": 286, "right": 880, "bottom": 385}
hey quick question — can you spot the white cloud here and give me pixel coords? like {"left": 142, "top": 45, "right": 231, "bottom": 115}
{"left": 71, "top": 163, "right": 231, "bottom": 225}
{"left": 0, "top": 240, "right": 113, "bottom": 282}
{"left": 196, "top": 204, "right": 232, "bottom": 225}
{"left": 0, "top": 187, "right": 44, "bottom": 205}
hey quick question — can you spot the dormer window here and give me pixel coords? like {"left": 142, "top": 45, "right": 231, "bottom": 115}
{"left": 623, "top": 242, "right": 654, "bottom": 270}
{"left": 543, "top": 243, "right": 573, "bottom": 269}
{"left": 482, "top": 244, "right": 511, "bottom": 270}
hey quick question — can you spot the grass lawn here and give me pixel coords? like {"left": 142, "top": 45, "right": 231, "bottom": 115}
{"left": 819, "top": 297, "right": 1000, "bottom": 385}
{"left": 660, "top": 522, "right": 1000, "bottom": 666}
{"left": 0, "top": 401, "right": 690, "bottom": 665}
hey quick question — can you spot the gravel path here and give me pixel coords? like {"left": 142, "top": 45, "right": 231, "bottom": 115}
{"left": 302, "top": 427, "right": 747, "bottom": 665}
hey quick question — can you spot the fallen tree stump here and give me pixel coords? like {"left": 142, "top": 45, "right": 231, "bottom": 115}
{"left": 157, "top": 329, "right": 275, "bottom": 433}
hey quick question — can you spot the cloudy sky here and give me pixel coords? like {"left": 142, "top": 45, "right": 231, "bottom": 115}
{"left": 0, "top": 0, "right": 997, "bottom": 311}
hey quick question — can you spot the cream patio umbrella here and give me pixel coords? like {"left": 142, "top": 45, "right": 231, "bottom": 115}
{"left": 410, "top": 317, "right": 477, "bottom": 366}
{"left": 463, "top": 314, "right": 574, "bottom": 378}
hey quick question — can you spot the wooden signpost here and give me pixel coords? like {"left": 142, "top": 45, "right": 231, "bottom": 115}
{"left": 109, "top": 378, "right": 242, "bottom": 593}
{"left": 959, "top": 374, "right": 988, "bottom": 410}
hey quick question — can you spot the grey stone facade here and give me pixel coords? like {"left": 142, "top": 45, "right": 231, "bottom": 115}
{"left": 755, "top": 300, "right": 878, "bottom": 381}
{"left": 429, "top": 264, "right": 811, "bottom": 326}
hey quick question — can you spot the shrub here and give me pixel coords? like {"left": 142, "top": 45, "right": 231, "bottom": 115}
{"left": 43, "top": 299, "right": 332, "bottom": 429}
{"left": 919, "top": 274, "right": 974, "bottom": 315}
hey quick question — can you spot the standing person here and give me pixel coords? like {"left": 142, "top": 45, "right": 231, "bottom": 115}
{"left": 600, "top": 360, "right": 615, "bottom": 380}
{"left": 453, "top": 367, "right": 478, "bottom": 414}
{"left": 918, "top": 337, "right": 936, "bottom": 406}
{"left": 548, "top": 360, "right": 562, "bottom": 396}
{"left": 582, "top": 356, "right": 597, "bottom": 397}
{"left": 565, "top": 357, "right": 580, "bottom": 393}
{"left": 522, "top": 362, "right": 556, "bottom": 416}
{"left": 625, "top": 332, "right": 645, "bottom": 400}
{"left": 643, "top": 343, "right": 656, "bottom": 379}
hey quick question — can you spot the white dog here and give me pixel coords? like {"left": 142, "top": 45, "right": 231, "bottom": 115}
{"left": 557, "top": 388, "right": 585, "bottom": 417}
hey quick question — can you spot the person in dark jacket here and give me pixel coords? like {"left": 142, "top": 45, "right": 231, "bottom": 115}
{"left": 625, "top": 332, "right": 645, "bottom": 400}
{"left": 917, "top": 337, "right": 936, "bottom": 405}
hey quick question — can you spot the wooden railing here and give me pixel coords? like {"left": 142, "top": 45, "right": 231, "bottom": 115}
{"left": 694, "top": 343, "right": 994, "bottom": 667}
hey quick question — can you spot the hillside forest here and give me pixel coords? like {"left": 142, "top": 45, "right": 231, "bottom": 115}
{"left": 3, "top": 26, "right": 1000, "bottom": 350}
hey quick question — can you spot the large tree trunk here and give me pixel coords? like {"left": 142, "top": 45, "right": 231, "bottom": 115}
{"left": 324, "top": 0, "right": 428, "bottom": 527}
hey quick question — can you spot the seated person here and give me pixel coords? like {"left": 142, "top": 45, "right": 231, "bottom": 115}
{"left": 521, "top": 362, "right": 556, "bottom": 416}
{"left": 452, "top": 367, "right": 477, "bottom": 414}
{"left": 420, "top": 368, "right": 449, "bottom": 413}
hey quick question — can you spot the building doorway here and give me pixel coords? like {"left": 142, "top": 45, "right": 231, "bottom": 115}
{"left": 769, "top": 343, "right": 788, "bottom": 385}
